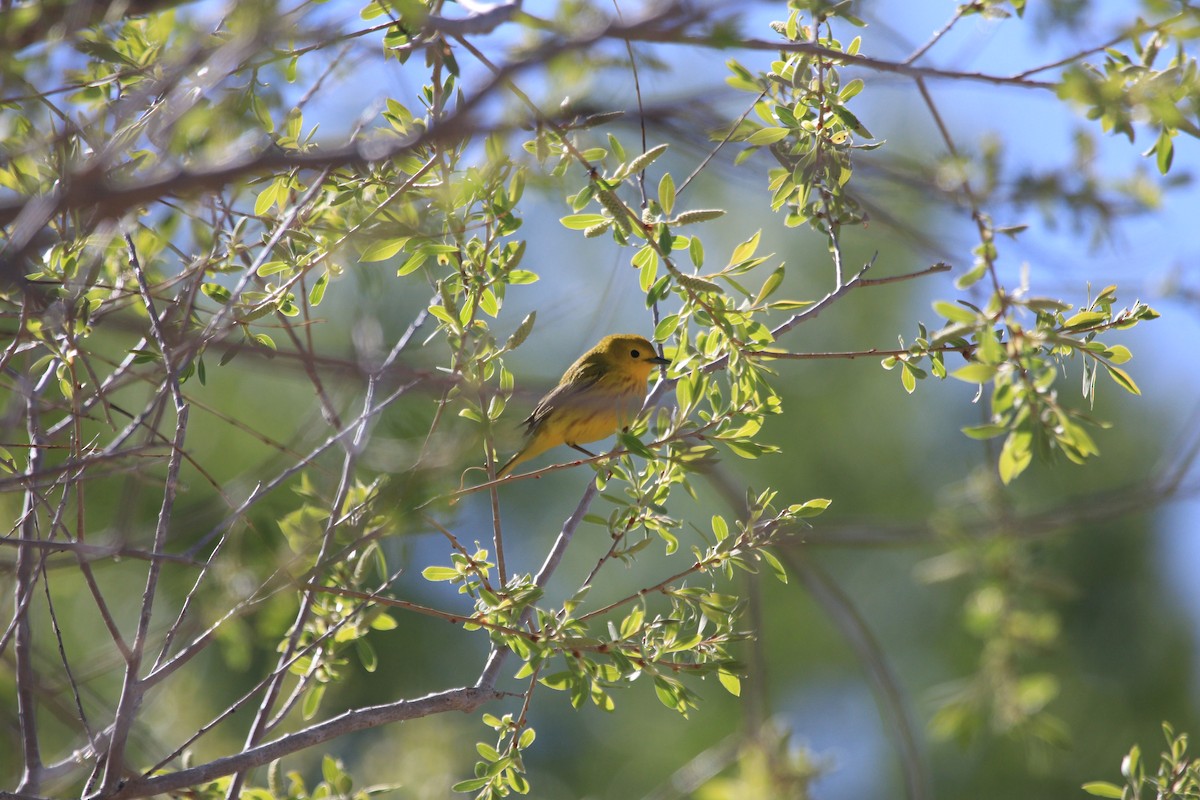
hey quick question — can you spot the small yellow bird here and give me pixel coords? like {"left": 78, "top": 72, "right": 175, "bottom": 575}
{"left": 496, "top": 334, "right": 670, "bottom": 478}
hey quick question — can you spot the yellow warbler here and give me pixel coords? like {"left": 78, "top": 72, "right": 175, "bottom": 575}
{"left": 496, "top": 334, "right": 669, "bottom": 478}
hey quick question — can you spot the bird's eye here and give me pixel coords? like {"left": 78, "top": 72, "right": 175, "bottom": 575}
{"left": 630, "top": 349, "right": 640, "bottom": 358}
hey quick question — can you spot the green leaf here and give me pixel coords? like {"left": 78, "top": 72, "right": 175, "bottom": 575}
{"left": 839, "top": 78, "right": 865, "bottom": 101}
{"left": 1025, "top": 296, "right": 1071, "bottom": 313}
{"left": 955, "top": 260, "right": 989, "bottom": 290}
{"left": 761, "top": 548, "right": 788, "bottom": 583}
{"left": 1103, "top": 344, "right": 1132, "bottom": 364}
{"left": 951, "top": 363, "right": 998, "bottom": 384}
{"left": 718, "top": 670, "right": 741, "bottom": 697}
{"left": 976, "top": 327, "right": 1004, "bottom": 365}
{"left": 422, "top": 566, "right": 460, "bottom": 582}
{"left": 711, "top": 515, "right": 729, "bottom": 542}
{"left": 634, "top": 246, "right": 659, "bottom": 292}
{"left": 301, "top": 684, "right": 325, "bottom": 719}
{"left": 518, "top": 727, "right": 536, "bottom": 749}
{"left": 1080, "top": 782, "right": 1125, "bottom": 799}
{"left": 202, "top": 283, "right": 232, "bottom": 304}
{"left": 608, "top": 132, "right": 627, "bottom": 162}
{"left": 617, "top": 432, "right": 656, "bottom": 459}
{"left": 450, "top": 777, "right": 490, "bottom": 793}
{"left": 508, "top": 771, "right": 530, "bottom": 793}
{"left": 561, "top": 213, "right": 610, "bottom": 230}
{"left": 1060, "top": 419, "right": 1099, "bottom": 458}
{"left": 831, "top": 104, "right": 871, "bottom": 137}
{"left": 356, "top": 638, "right": 378, "bottom": 672}
{"left": 1124, "top": 743, "right": 1141, "bottom": 779}
{"left": 1062, "top": 310, "right": 1107, "bottom": 329}
{"left": 961, "top": 424, "right": 1007, "bottom": 440}
{"left": 754, "top": 266, "right": 784, "bottom": 306}
{"left": 654, "top": 314, "right": 680, "bottom": 342}
{"left": 998, "top": 430, "right": 1032, "bottom": 484}
{"left": 689, "top": 235, "right": 705, "bottom": 267}
{"left": 370, "top": 614, "right": 398, "bottom": 630}
{"left": 729, "top": 230, "right": 761, "bottom": 266}
{"left": 360, "top": 237, "right": 409, "bottom": 262}
{"left": 620, "top": 605, "right": 645, "bottom": 639}
{"left": 1154, "top": 128, "right": 1174, "bottom": 175}
{"left": 770, "top": 299, "right": 814, "bottom": 310}
{"left": 654, "top": 678, "right": 681, "bottom": 710}
{"left": 397, "top": 251, "right": 427, "bottom": 276}
{"left": 254, "top": 181, "right": 279, "bottom": 216}
{"left": 746, "top": 127, "right": 790, "bottom": 145}
{"left": 658, "top": 172, "right": 676, "bottom": 216}
{"left": 508, "top": 269, "right": 539, "bottom": 285}
{"left": 724, "top": 440, "right": 762, "bottom": 459}
{"left": 539, "top": 671, "right": 574, "bottom": 690}
{"left": 1104, "top": 364, "right": 1140, "bottom": 395}
{"left": 428, "top": 304, "right": 456, "bottom": 327}
{"left": 321, "top": 756, "right": 342, "bottom": 787}
{"left": 934, "top": 300, "right": 977, "bottom": 324}
{"left": 308, "top": 271, "right": 328, "bottom": 306}
{"left": 256, "top": 260, "right": 289, "bottom": 276}
{"left": 478, "top": 288, "right": 500, "bottom": 318}
{"left": 789, "top": 498, "right": 831, "bottom": 518}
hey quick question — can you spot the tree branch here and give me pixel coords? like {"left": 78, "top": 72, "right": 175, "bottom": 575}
{"left": 105, "top": 687, "right": 502, "bottom": 800}
{"left": 0, "top": 0, "right": 190, "bottom": 52}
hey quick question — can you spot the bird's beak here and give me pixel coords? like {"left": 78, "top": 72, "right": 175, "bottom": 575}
{"left": 648, "top": 354, "right": 671, "bottom": 365}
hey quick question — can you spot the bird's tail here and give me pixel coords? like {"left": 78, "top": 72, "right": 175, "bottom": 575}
{"left": 495, "top": 450, "right": 522, "bottom": 479}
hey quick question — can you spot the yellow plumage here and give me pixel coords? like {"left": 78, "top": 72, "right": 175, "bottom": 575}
{"left": 496, "top": 334, "right": 669, "bottom": 478}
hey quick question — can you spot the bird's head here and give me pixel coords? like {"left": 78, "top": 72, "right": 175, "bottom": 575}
{"left": 592, "top": 334, "right": 671, "bottom": 379}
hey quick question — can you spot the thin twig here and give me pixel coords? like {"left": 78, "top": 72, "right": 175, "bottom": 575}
{"left": 99, "top": 237, "right": 193, "bottom": 795}
{"left": 914, "top": 77, "right": 1003, "bottom": 296}
{"left": 750, "top": 343, "right": 973, "bottom": 361}
{"left": 38, "top": 558, "right": 96, "bottom": 754}
{"left": 611, "top": 0, "right": 650, "bottom": 206}
{"left": 855, "top": 261, "right": 951, "bottom": 286}
{"left": 677, "top": 89, "right": 767, "bottom": 198}
{"left": 904, "top": 4, "right": 969, "bottom": 65}
{"left": 13, "top": 364, "right": 54, "bottom": 794}
{"left": 106, "top": 687, "right": 501, "bottom": 800}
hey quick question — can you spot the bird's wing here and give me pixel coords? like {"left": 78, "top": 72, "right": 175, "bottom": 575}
{"left": 523, "top": 360, "right": 605, "bottom": 432}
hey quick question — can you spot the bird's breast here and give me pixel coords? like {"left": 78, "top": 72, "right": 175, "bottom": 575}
{"left": 557, "top": 377, "right": 646, "bottom": 445}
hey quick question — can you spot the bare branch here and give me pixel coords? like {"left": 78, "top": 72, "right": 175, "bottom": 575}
{"left": 0, "top": 0, "right": 189, "bottom": 51}
{"left": 13, "top": 366, "right": 52, "bottom": 794}
{"left": 105, "top": 687, "right": 502, "bottom": 800}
